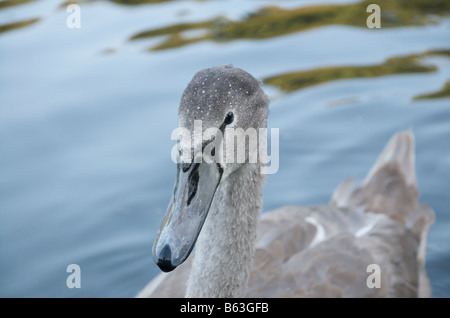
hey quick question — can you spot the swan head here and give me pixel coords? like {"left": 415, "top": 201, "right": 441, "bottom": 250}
{"left": 152, "top": 65, "right": 269, "bottom": 272}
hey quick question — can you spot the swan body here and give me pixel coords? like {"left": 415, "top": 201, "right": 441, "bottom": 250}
{"left": 139, "top": 65, "right": 434, "bottom": 298}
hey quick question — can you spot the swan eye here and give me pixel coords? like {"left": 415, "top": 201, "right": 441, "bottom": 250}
{"left": 224, "top": 112, "right": 234, "bottom": 125}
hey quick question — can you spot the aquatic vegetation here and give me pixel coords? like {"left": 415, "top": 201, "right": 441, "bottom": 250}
{"left": 414, "top": 81, "right": 450, "bottom": 100}
{"left": 0, "top": 17, "right": 40, "bottom": 34}
{"left": 128, "top": 0, "right": 450, "bottom": 51}
{"left": 263, "top": 50, "right": 450, "bottom": 93}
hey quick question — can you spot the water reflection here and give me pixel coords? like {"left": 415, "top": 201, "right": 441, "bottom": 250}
{"left": 414, "top": 81, "right": 450, "bottom": 100}
{"left": 0, "top": 17, "right": 39, "bottom": 34}
{"left": 0, "top": 0, "right": 449, "bottom": 298}
{"left": 0, "top": 0, "right": 36, "bottom": 10}
{"left": 129, "top": 0, "right": 450, "bottom": 51}
{"left": 264, "top": 50, "right": 450, "bottom": 94}
{"left": 59, "top": 0, "right": 174, "bottom": 7}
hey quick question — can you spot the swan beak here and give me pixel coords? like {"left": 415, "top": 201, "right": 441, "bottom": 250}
{"left": 152, "top": 161, "right": 223, "bottom": 272}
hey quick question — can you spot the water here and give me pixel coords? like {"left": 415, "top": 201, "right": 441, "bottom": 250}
{"left": 0, "top": 0, "right": 449, "bottom": 297}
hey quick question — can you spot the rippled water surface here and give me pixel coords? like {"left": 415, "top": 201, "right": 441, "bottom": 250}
{"left": 0, "top": 0, "right": 449, "bottom": 297}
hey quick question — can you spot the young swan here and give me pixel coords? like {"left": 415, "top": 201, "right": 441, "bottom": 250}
{"left": 142, "top": 65, "right": 434, "bottom": 298}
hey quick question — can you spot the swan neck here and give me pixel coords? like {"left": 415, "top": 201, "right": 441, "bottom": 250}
{"left": 185, "top": 163, "right": 265, "bottom": 297}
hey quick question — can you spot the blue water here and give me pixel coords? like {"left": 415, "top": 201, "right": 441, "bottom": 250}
{"left": 0, "top": 0, "right": 449, "bottom": 297}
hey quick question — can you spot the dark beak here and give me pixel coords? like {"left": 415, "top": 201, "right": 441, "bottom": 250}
{"left": 152, "top": 159, "right": 223, "bottom": 272}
